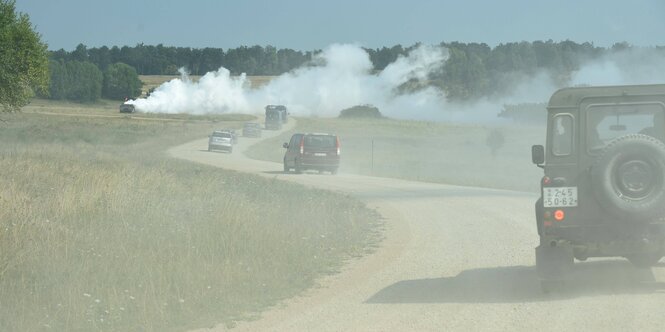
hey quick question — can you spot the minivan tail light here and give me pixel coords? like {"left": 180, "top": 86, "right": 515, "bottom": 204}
{"left": 299, "top": 137, "right": 304, "bottom": 154}
{"left": 336, "top": 137, "right": 340, "bottom": 156}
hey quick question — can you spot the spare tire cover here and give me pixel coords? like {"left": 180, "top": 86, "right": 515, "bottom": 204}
{"left": 591, "top": 134, "right": 665, "bottom": 221}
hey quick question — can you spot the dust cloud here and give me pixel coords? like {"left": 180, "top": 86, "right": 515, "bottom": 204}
{"left": 571, "top": 48, "right": 665, "bottom": 86}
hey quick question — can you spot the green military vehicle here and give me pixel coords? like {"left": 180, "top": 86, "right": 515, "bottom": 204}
{"left": 532, "top": 84, "right": 665, "bottom": 292}
{"left": 119, "top": 103, "right": 135, "bottom": 113}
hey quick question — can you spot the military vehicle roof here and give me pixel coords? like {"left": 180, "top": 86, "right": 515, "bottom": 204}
{"left": 548, "top": 84, "right": 665, "bottom": 110}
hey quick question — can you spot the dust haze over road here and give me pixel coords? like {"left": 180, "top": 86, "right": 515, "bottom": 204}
{"left": 171, "top": 120, "right": 665, "bottom": 332}
{"left": 157, "top": 40, "right": 665, "bottom": 332}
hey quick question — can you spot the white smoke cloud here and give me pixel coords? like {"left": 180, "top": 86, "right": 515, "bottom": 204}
{"left": 128, "top": 44, "right": 665, "bottom": 123}
{"left": 128, "top": 44, "right": 450, "bottom": 119}
{"left": 129, "top": 68, "right": 250, "bottom": 114}
{"left": 571, "top": 48, "right": 665, "bottom": 86}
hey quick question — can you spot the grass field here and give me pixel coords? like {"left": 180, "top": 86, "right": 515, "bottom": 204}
{"left": 247, "top": 117, "right": 546, "bottom": 193}
{"left": 0, "top": 102, "right": 381, "bottom": 331}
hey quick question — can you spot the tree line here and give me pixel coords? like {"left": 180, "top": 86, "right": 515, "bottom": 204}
{"left": 47, "top": 40, "right": 665, "bottom": 103}
{"left": 50, "top": 43, "right": 317, "bottom": 76}
{"left": 437, "top": 40, "right": 606, "bottom": 100}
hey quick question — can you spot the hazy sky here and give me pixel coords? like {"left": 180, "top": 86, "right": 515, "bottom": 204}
{"left": 16, "top": 0, "right": 665, "bottom": 51}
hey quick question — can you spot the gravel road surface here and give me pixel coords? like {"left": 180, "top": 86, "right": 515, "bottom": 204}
{"left": 172, "top": 121, "right": 665, "bottom": 332}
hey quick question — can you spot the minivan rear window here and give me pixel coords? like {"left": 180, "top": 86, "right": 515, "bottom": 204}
{"left": 304, "top": 135, "right": 336, "bottom": 148}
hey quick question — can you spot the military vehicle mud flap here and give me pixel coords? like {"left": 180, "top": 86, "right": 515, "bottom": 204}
{"left": 536, "top": 242, "right": 574, "bottom": 292}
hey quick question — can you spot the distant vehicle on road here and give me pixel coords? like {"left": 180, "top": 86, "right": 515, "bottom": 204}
{"left": 242, "top": 122, "right": 262, "bottom": 138}
{"left": 119, "top": 103, "right": 135, "bottom": 113}
{"left": 218, "top": 129, "right": 238, "bottom": 144}
{"left": 265, "top": 105, "right": 288, "bottom": 123}
{"left": 283, "top": 133, "right": 340, "bottom": 174}
{"left": 265, "top": 108, "right": 283, "bottom": 130}
{"left": 208, "top": 130, "right": 234, "bottom": 153}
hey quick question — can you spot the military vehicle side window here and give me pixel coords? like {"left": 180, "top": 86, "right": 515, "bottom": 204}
{"left": 587, "top": 103, "right": 665, "bottom": 152}
{"left": 551, "top": 114, "right": 573, "bottom": 156}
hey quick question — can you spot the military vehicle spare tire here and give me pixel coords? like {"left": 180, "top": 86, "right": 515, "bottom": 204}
{"left": 591, "top": 134, "right": 665, "bottom": 221}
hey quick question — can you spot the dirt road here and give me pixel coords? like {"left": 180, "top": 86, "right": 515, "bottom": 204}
{"left": 172, "top": 121, "right": 665, "bottom": 331}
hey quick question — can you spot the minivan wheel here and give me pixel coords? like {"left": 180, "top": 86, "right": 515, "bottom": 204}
{"left": 295, "top": 161, "right": 303, "bottom": 174}
{"left": 591, "top": 134, "right": 665, "bottom": 221}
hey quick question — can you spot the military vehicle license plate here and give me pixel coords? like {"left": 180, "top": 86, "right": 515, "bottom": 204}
{"left": 543, "top": 187, "right": 578, "bottom": 207}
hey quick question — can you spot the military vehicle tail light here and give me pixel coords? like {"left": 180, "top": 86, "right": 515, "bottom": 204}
{"left": 554, "top": 209, "right": 565, "bottom": 221}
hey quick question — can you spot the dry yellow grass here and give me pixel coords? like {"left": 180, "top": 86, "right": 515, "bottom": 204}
{"left": 0, "top": 105, "right": 380, "bottom": 331}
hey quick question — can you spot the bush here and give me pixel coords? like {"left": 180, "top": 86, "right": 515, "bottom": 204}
{"left": 103, "top": 62, "right": 143, "bottom": 100}
{"left": 339, "top": 104, "right": 383, "bottom": 118}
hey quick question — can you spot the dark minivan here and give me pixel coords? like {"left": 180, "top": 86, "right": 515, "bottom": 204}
{"left": 283, "top": 133, "right": 340, "bottom": 174}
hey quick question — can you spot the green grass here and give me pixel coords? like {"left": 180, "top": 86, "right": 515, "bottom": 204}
{"left": 0, "top": 104, "right": 381, "bottom": 331}
{"left": 247, "top": 117, "right": 546, "bottom": 192}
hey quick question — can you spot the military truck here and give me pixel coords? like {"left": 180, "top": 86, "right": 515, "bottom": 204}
{"left": 532, "top": 84, "right": 665, "bottom": 292}
{"left": 265, "top": 105, "right": 288, "bottom": 123}
{"left": 265, "top": 107, "right": 284, "bottom": 130}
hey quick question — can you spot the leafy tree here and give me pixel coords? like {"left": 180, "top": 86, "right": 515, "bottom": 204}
{"left": 0, "top": 0, "right": 49, "bottom": 111}
{"left": 88, "top": 46, "right": 112, "bottom": 70}
{"left": 366, "top": 45, "right": 407, "bottom": 71}
{"left": 70, "top": 43, "right": 88, "bottom": 62}
{"left": 65, "top": 61, "right": 102, "bottom": 102}
{"left": 47, "top": 59, "right": 67, "bottom": 99}
{"left": 102, "top": 62, "right": 142, "bottom": 100}
{"left": 48, "top": 60, "right": 102, "bottom": 102}
{"left": 439, "top": 43, "right": 490, "bottom": 100}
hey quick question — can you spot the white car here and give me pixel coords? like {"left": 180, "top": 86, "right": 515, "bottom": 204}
{"left": 208, "top": 131, "right": 233, "bottom": 153}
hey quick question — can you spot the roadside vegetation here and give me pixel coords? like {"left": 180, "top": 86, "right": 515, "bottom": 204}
{"left": 247, "top": 117, "right": 545, "bottom": 193}
{"left": 0, "top": 101, "right": 382, "bottom": 331}
{"left": 0, "top": 0, "right": 49, "bottom": 111}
